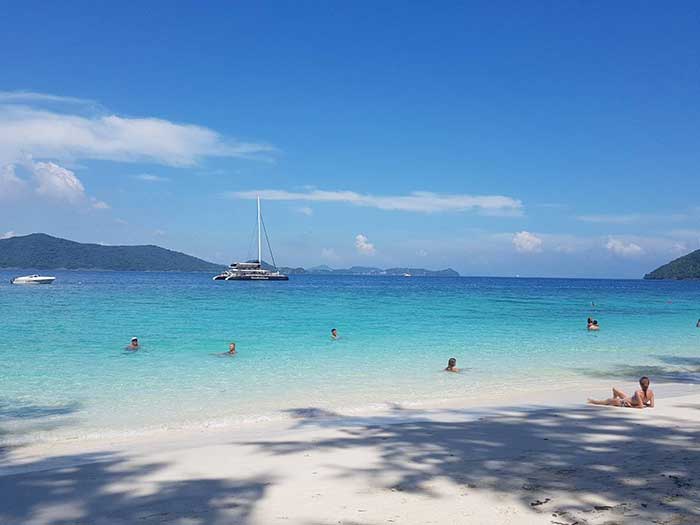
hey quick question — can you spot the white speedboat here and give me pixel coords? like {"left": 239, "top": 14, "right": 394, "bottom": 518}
{"left": 11, "top": 274, "right": 56, "bottom": 285}
{"left": 213, "top": 196, "right": 289, "bottom": 281}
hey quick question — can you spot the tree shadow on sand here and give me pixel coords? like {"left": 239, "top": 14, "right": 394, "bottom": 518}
{"left": 0, "top": 451, "right": 271, "bottom": 525}
{"left": 0, "top": 399, "right": 83, "bottom": 467}
{"left": 577, "top": 354, "right": 700, "bottom": 385}
{"left": 248, "top": 404, "right": 700, "bottom": 525}
{"left": 0, "top": 397, "right": 272, "bottom": 525}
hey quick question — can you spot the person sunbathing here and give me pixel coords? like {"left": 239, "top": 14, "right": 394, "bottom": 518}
{"left": 588, "top": 376, "right": 654, "bottom": 408}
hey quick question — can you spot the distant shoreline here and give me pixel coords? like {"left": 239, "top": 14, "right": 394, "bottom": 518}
{"left": 2, "top": 268, "right": 695, "bottom": 280}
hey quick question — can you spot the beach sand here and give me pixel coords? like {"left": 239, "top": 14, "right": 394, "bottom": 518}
{"left": 1, "top": 389, "right": 699, "bottom": 525}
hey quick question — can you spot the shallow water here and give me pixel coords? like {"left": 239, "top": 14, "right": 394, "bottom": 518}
{"left": 1, "top": 271, "right": 699, "bottom": 444}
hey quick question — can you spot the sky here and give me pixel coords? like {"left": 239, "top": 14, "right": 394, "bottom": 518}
{"left": 1, "top": 1, "right": 699, "bottom": 278}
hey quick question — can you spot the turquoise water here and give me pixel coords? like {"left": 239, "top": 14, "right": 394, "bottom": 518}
{"left": 1, "top": 271, "right": 699, "bottom": 444}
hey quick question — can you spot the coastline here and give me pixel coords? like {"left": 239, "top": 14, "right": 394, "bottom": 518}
{"left": 2, "top": 384, "right": 699, "bottom": 524}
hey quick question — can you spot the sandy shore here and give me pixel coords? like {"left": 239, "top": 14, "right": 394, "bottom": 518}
{"left": 1, "top": 388, "right": 699, "bottom": 525}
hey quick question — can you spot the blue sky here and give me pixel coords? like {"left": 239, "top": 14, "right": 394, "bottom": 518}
{"left": 1, "top": 2, "right": 699, "bottom": 277}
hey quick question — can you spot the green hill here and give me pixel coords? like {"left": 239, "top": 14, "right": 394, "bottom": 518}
{"left": 644, "top": 249, "right": 700, "bottom": 280}
{"left": 0, "top": 233, "right": 224, "bottom": 272}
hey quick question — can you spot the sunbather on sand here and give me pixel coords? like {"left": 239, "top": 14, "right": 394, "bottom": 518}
{"left": 588, "top": 376, "right": 654, "bottom": 408}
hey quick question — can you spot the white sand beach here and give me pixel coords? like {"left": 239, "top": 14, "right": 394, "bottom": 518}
{"left": 2, "top": 386, "right": 699, "bottom": 525}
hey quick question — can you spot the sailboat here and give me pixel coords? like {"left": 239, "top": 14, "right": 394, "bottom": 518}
{"left": 213, "top": 196, "right": 289, "bottom": 281}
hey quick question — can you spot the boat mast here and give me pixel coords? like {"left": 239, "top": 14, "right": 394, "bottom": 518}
{"left": 257, "top": 195, "right": 262, "bottom": 265}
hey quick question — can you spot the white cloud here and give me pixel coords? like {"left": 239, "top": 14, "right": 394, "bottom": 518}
{"left": 296, "top": 206, "right": 313, "bottom": 216}
{"left": 90, "top": 197, "right": 110, "bottom": 209}
{"left": 0, "top": 91, "right": 273, "bottom": 214}
{"left": 0, "top": 101, "right": 274, "bottom": 168}
{"left": 417, "top": 248, "right": 429, "bottom": 257}
{"left": 227, "top": 189, "right": 522, "bottom": 215}
{"left": 605, "top": 237, "right": 643, "bottom": 257}
{"left": 31, "top": 161, "right": 85, "bottom": 202}
{"left": 134, "top": 173, "right": 170, "bottom": 182}
{"left": 0, "top": 164, "right": 26, "bottom": 199}
{"left": 1, "top": 231, "right": 16, "bottom": 239}
{"left": 0, "top": 91, "right": 98, "bottom": 107}
{"left": 512, "top": 231, "right": 543, "bottom": 253}
{"left": 2, "top": 160, "right": 110, "bottom": 210}
{"left": 355, "top": 234, "right": 376, "bottom": 255}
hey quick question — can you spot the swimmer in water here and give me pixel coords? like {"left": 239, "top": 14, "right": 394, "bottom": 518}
{"left": 213, "top": 342, "right": 237, "bottom": 357}
{"left": 445, "top": 357, "right": 459, "bottom": 372}
{"left": 588, "top": 320, "right": 599, "bottom": 331}
{"left": 331, "top": 328, "right": 338, "bottom": 340}
{"left": 588, "top": 376, "right": 654, "bottom": 408}
{"left": 127, "top": 337, "right": 139, "bottom": 350}
{"left": 696, "top": 319, "right": 700, "bottom": 328}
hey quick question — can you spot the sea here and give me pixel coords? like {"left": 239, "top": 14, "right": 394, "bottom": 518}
{"left": 1, "top": 271, "right": 699, "bottom": 445}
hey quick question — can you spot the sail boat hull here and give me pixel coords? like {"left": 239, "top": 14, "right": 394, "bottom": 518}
{"left": 213, "top": 273, "right": 289, "bottom": 281}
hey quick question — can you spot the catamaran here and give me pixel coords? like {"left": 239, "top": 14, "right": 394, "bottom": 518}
{"left": 213, "top": 197, "right": 289, "bottom": 281}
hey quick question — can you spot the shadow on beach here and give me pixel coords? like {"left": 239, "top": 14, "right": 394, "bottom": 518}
{"left": 0, "top": 451, "right": 270, "bottom": 525}
{"left": 576, "top": 354, "right": 700, "bottom": 385}
{"left": 0, "top": 399, "right": 271, "bottom": 524}
{"left": 0, "top": 399, "right": 83, "bottom": 467}
{"left": 0, "top": 396, "right": 698, "bottom": 523}
{"left": 248, "top": 403, "right": 700, "bottom": 525}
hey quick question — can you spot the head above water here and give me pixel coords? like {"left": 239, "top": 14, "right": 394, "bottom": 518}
{"left": 447, "top": 357, "right": 457, "bottom": 368}
{"left": 130, "top": 337, "right": 138, "bottom": 344}
{"left": 639, "top": 376, "right": 650, "bottom": 391}
{"left": 229, "top": 342, "right": 236, "bottom": 352}
{"left": 331, "top": 328, "right": 337, "bottom": 335}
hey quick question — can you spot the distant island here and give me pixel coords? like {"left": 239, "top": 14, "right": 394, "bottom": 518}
{"left": 644, "top": 249, "right": 700, "bottom": 280}
{"left": 0, "top": 233, "right": 224, "bottom": 272}
{"left": 276, "top": 264, "right": 460, "bottom": 277}
{"left": 0, "top": 233, "right": 460, "bottom": 276}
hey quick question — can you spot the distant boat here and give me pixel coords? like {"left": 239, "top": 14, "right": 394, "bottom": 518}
{"left": 11, "top": 274, "right": 56, "bottom": 285}
{"left": 403, "top": 272, "right": 412, "bottom": 277}
{"left": 213, "top": 197, "right": 289, "bottom": 281}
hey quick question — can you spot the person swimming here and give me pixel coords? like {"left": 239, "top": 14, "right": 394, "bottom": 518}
{"left": 588, "top": 376, "right": 654, "bottom": 408}
{"left": 227, "top": 342, "right": 236, "bottom": 355}
{"left": 127, "top": 337, "right": 139, "bottom": 350}
{"left": 445, "top": 357, "right": 459, "bottom": 372}
{"left": 331, "top": 328, "right": 338, "bottom": 340}
{"left": 696, "top": 318, "right": 700, "bottom": 328}
{"left": 588, "top": 319, "right": 599, "bottom": 331}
